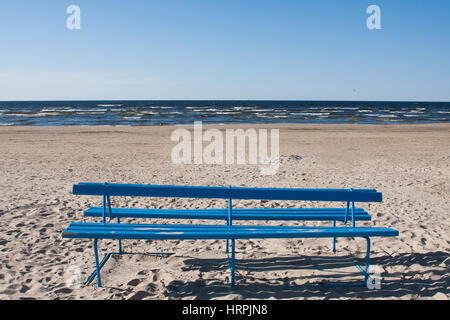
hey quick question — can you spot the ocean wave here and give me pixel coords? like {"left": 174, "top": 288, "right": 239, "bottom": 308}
{"left": 75, "top": 112, "right": 106, "bottom": 116}
{"left": 250, "top": 109, "right": 275, "bottom": 112}
{"left": 77, "top": 109, "right": 108, "bottom": 112}
{"left": 233, "top": 106, "right": 253, "bottom": 110}
{"left": 377, "top": 114, "right": 398, "bottom": 118}
{"left": 122, "top": 116, "right": 142, "bottom": 119}
{"left": 292, "top": 112, "right": 331, "bottom": 116}
{"left": 213, "top": 111, "right": 237, "bottom": 115}
{"left": 271, "top": 115, "right": 290, "bottom": 118}
{"left": 39, "top": 108, "right": 109, "bottom": 113}
{"left": 141, "top": 111, "right": 160, "bottom": 115}
{"left": 4, "top": 113, "right": 48, "bottom": 117}
{"left": 41, "top": 108, "right": 78, "bottom": 113}
{"left": 254, "top": 113, "right": 275, "bottom": 117}
{"left": 39, "top": 112, "right": 61, "bottom": 116}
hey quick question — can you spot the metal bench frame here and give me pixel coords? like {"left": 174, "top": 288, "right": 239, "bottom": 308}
{"left": 63, "top": 182, "right": 395, "bottom": 288}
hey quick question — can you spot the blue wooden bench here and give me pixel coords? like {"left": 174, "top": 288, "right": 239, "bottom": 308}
{"left": 83, "top": 183, "right": 374, "bottom": 252}
{"left": 62, "top": 182, "right": 398, "bottom": 288}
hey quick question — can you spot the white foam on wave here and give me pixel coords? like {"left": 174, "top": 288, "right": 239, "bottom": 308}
{"left": 232, "top": 106, "right": 253, "bottom": 110}
{"left": 377, "top": 114, "right": 398, "bottom": 118}
{"left": 251, "top": 109, "right": 274, "bottom": 112}
{"left": 4, "top": 113, "right": 48, "bottom": 117}
{"left": 185, "top": 106, "right": 209, "bottom": 110}
{"left": 39, "top": 112, "right": 61, "bottom": 116}
{"left": 214, "top": 111, "right": 240, "bottom": 115}
{"left": 271, "top": 115, "right": 290, "bottom": 118}
{"left": 292, "top": 112, "right": 331, "bottom": 116}
{"left": 78, "top": 109, "right": 107, "bottom": 112}
{"left": 254, "top": 113, "right": 274, "bottom": 118}
{"left": 122, "top": 116, "right": 142, "bottom": 119}
{"left": 75, "top": 112, "right": 106, "bottom": 116}
{"left": 140, "top": 111, "right": 159, "bottom": 115}
{"left": 41, "top": 108, "right": 78, "bottom": 113}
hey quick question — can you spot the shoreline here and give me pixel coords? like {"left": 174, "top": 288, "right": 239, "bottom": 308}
{"left": 1, "top": 122, "right": 449, "bottom": 128}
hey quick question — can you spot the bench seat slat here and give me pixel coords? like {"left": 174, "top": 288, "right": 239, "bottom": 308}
{"left": 63, "top": 222, "right": 398, "bottom": 240}
{"left": 73, "top": 183, "right": 382, "bottom": 202}
{"left": 66, "top": 222, "right": 358, "bottom": 230}
{"left": 84, "top": 207, "right": 371, "bottom": 221}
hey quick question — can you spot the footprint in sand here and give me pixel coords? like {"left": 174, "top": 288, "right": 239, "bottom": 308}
{"left": 127, "top": 278, "right": 141, "bottom": 287}
{"left": 127, "top": 291, "right": 150, "bottom": 300}
{"left": 151, "top": 270, "right": 161, "bottom": 282}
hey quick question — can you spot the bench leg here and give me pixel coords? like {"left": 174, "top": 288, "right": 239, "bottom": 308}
{"left": 93, "top": 239, "right": 102, "bottom": 288}
{"left": 322, "top": 237, "right": 372, "bottom": 288}
{"left": 117, "top": 218, "right": 123, "bottom": 254}
{"left": 118, "top": 239, "right": 122, "bottom": 254}
{"left": 87, "top": 239, "right": 115, "bottom": 287}
{"left": 230, "top": 239, "right": 235, "bottom": 287}
{"left": 354, "top": 237, "right": 371, "bottom": 283}
{"left": 86, "top": 248, "right": 173, "bottom": 288}
{"left": 332, "top": 221, "right": 336, "bottom": 253}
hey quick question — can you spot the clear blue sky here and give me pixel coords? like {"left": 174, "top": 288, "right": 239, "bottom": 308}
{"left": 0, "top": 0, "right": 449, "bottom": 101}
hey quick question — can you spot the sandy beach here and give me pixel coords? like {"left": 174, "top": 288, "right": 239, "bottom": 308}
{"left": 0, "top": 123, "right": 448, "bottom": 300}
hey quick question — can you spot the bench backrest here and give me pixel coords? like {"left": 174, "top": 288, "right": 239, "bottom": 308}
{"left": 73, "top": 182, "right": 382, "bottom": 203}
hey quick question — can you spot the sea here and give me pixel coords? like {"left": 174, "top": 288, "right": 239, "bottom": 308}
{"left": 0, "top": 100, "right": 448, "bottom": 126}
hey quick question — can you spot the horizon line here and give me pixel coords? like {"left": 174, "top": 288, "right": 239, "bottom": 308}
{"left": 1, "top": 99, "right": 449, "bottom": 103}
